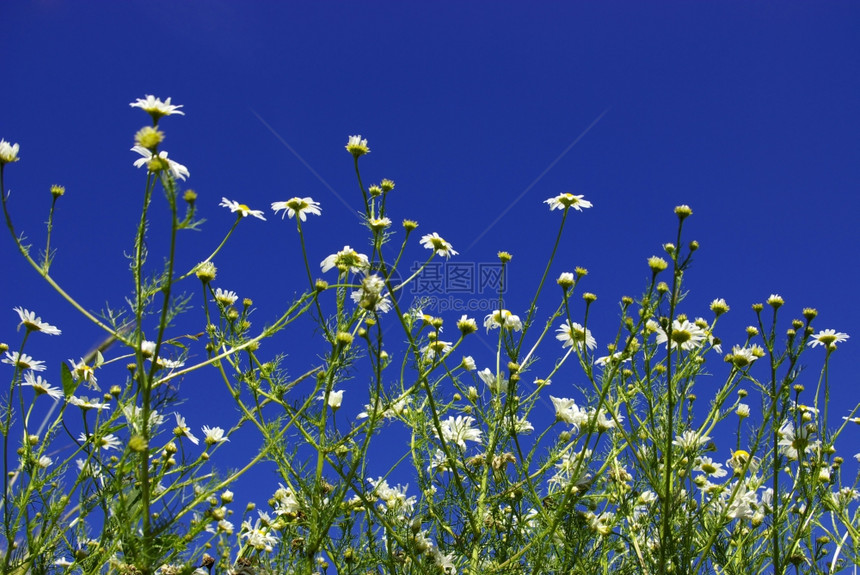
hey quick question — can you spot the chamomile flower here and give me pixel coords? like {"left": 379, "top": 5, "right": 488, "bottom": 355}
{"left": 350, "top": 274, "right": 392, "bottom": 313}
{"left": 655, "top": 319, "right": 707, "bottom": 351}
{"left": 672, "top": 430, "right": 710, "bottom": 451}
{"left": 420, "top": 232, "right": 458, "bottom": 258}
{"left": 3, "top": 352, "right": 46, "bottom": 371}
{"left": 129, "top": 95, "right": 185, "bottom": 119}
{"left": 67, "top": 396, "right": 110, "bottom": 411}
{"left": 550, "top": 396, "right": 590, "bottom": 430}
{"left": 219, "top": 197, "right": 266, "bottom": 220}
{"left": 555, "top": 320, "right": 597, "bottom": 350}
{"left": 271, "top": 197, "right": 322, "bottom": 221}
{"left": 320, "top": 245, "right": 369, "bottom": 273}
{"left": 436, "top": 415, "right": 483, "bottom": 449}
{"left": 544, "top": 193, "right": 593, "bottom": 212}
{"left": 695, "top": 456, "right": 728, "bottom": 478}
{"left": 131, "top": 146, "right": 189, "bottom": 180}
{"left": 345, "top": 135, "right": 370, "bottom": 157}
{"left": 21, "top": 372, "right": 63, "bottom": 400}
{"left": 173, "top": 413, "right": 200, "bottom": 445}
{"left": 484, "top": 309, "right": 522, "bottom": 332}
{"left": 326, "top": 389, "right": 344, "bottom": 410}
{"left": 0, "top": 139, "right": 20, "bottom": 164}
{"left": 808, "top": 329, "right": 849, "bottom": 349}
{"left": 13, "top": 307, "right": 61, "bottom": 335}
{"left": 202, "top": 425, "right": 229, "bottom": 445}
{"left": 78, "top": 432, "right": 122, "bottom": 451}
{"left": 213, "top": 288, "right": 239, "bottom": 306}
{"left": 68, "top": 358, "right": 98, "bottom": 389}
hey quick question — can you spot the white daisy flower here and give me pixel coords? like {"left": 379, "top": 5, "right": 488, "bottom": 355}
{"left": 129, "top": 95, "right": 185, "bottom": 118}
{"left": 350, "top": 274, "right": 392, "bottom": 313}
{"left": 484, "top": 309, "right": 522, "bottom": 332}
{"left": 655, "top": 319, "right": 708, "bottom": 351}
{"left": 271, "top": 197, "right": 321, "bottom": 221}
{"left": 436, "top": 415, "right": 482, "bottom": 449}
{"left": 544, "top": 192, "right": 593, "bottom": 212}
{"left": 219, "top": 197, "right": 266, "bottom": 220}
{"left": 0, "top": 139, "right": 20, "bottom": 164}
{"left": 556, "top": 320, "right": 596, "bottom": 350}
{"left": 202, "top": 425, "right": 229, "bottom": 445}
{"left": 320, "top": 245, "right": 369, "bottom": 273}
{"left": 808, "top": 329, "right": 849, "bottom": 349}
{"left": 174, "top": 413, "right": 200, "bottom": 445}
{"left": 3, "top": 351, "right": 46, "bottom": 371}
{"left": 78, "top": 432, "right": 122, "bottom": 451}
{"left": 345, "top": 134, "right": 370, "bottom": 157}
{"left": 67, "top": 396, "right": 110, "bottom": 411}
{"left": 326, "top": 389, "right": 344, "bottom": 410}
{"left": 420, "top": 232, "right": 458, "bottom": 258}
{"left": 13, "top": 307, "right": 61, "bottom": 335}
{"left": 131, "top": 146, "right": 189, "bottom": 181}
{"left": 213, "top": 287, "right": 239, "bottom": 306}
{"left": 68, "top": 357, "right": 98, "bottom": 389}
{"left": 21, "top": 372, "right": 63, "bottom": 400}
{"left": 672, "top": 430, "right": 710, "bottom": 451}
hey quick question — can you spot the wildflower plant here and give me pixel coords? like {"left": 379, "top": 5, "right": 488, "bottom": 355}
{"left": 0, "top": 96, "right": 857, "bottom": 575}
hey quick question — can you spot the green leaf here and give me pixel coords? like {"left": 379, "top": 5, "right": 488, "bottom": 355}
{"left": 61, "top": 361, "right": 79, "bottom": 398}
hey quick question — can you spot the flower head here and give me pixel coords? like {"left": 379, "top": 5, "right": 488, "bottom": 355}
{"left": 129, "top": 95, "right": 185, "bottom": 119}
{"left": 21, "top": 372, "right": 63, "bottom": 400}
{"left": 131, "top": 146, "right": 189, "bottom": 180}
{"left": 173, "top": 413, "right": 199, "bottom": 445}
{"left": 321, "top": 245, "right": 369, "bottom": 273}
{"left": 3, "top": 352, "right": 46, "bottom": 372}
{"left": 78, "top": 432, "right": 122, "bottom": 451}
{"left": 655, "top": 319, "right": 707, "bottom": 351}
{"left": 436, "top": 415, "right": 483, "bottom": 449}
{"left": 271, "top": 197, "right": 322, "bottom": 221}
{"left": 213, "top": 288, "right": 239, "bottom": 306}
{"left": 327, "top": 390, "right": 344, "bottom": 410}
{"left": 550, "top": 396, "right": 589, "bottom": 430}
{"left": 202, "top": 425, "right": 229, "bottom": 445}
{"left": 350, "top": 274, "right": 392, "bottom": 313}
{"left": 345, "top": 135, "right": 370, "bottom": 157}
{"left": 544, "top": 193, "right": 593, "bottom": 212}
{"left": 13, "top": 307, "right": 61, "bottom": 335}
{"left": 67, "top": 396, "right": 110, "bottom": 411}
{"left": 808, "top": 329, "right": 849, "bottom": 349}
{"left": 0, "top": 139, "right": 20, "bottom": 165}
{"left": 219, "top": 197, "right": 266, "bottom": 220}
{"left": 555, "top": 320, "right": 597, "bottom": 351}
{"left": 420, "top": 233, "right": 458, "bottom": 258}
{"left": 484, "top": 309, "right": 523, "bottom": 332}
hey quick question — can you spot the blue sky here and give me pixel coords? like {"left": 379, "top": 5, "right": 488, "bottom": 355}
{"left": 3, "top": 1, "right": 859, "bottom": 511}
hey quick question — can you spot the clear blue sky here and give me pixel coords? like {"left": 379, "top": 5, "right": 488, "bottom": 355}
{"left": 3, "top": 1, "right": 858, "bottom": 506}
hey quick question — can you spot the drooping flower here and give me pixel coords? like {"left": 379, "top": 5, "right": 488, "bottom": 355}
{"left": 131, "top": 146, "right": 189, "bottom": 180}
{"left": 21, "top": 372, "right": 63, "bottom": 400}
{"left": 272, "top": 484, "right": 301, "bottom": 515}
{"left": 13, "top": 307, "right": 61, "bottom": 335}
{"left": 436, "top": 415, "right": 483, "bottom": 449}
{"left": 808, "top": 329, "right": 849, "bottom": 349}
{"left": 129, "top": 95, "right": 185, "bottom": 119}
{"left": 0, "top": 139, "right": 20, "bottom": 164}
{"left": 420, "top": 232, "right": 458, "bottom": 258}
{"left": 555, "top": 320, "right": 597, "bottom": 351}
{"left": 271, "top": 197, "right": 321, "bottom": 221}
{"left": 320, "top": 245, "right": 369, "bottom": 273}
{"left": 219, "top": 197, "right": 266, "bottom": 220}
{"left": 3, "top": 352, "right": 46, "bottom": 371}
{"left": 484, "top": 309, "right": 522, "bottom": 332}
{"left": 544, "top": 193, "right": 593, "bottom": 212}
{"left": 173, "top": 413, "right": 200, "bottom": 445}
